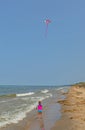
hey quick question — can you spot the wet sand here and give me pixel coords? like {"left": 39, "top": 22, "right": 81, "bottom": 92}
{"left": 26, "top": 97, "right": 61, "bottom": 130}
{"left": 51, "top": 84, "right": 85, "bottom": 130}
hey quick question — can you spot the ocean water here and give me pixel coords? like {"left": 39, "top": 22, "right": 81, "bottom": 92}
{"left": 0, "top": 85, "right": 69, "bottom": 128}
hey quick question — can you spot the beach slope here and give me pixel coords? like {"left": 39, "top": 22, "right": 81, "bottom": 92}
{"left": 52, "top": 83, "right": 85, "bottom": 130}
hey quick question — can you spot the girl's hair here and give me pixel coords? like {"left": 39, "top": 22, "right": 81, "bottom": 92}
{"left": 38, "top": 101, "right": 41, "bottom": 105}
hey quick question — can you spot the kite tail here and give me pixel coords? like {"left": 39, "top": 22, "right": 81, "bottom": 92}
{"left": 45, "top": 24, "right": 48, "bottom": 38}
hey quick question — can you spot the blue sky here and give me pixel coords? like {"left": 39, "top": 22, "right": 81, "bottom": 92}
{"left": 0, "top": 0, "right": 85, "bottom": 85}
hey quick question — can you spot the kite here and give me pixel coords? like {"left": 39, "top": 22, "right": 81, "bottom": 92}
{"left": 44, "top": 19, "right": 51, "bottom": 37}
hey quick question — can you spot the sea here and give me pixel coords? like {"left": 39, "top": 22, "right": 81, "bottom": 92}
{"left": 0, "top": 85, "right": 70, "bottom": 128}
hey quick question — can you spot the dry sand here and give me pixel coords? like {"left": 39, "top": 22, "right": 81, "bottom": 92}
{"left": 51, "top": 84, "right": 85, "bottom": 130}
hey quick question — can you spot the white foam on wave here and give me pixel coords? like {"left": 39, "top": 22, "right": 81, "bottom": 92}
{"left": 41, "top": 89, "right": 49, "bottom": 93}
{"left": 16, "top": 92, "right": 34, "bottom": 97}
{"left": 0, "top": 100, "right": 7, "bottom": 103}
{"left": 0, "top": 111, "right": 26, "bottom": 128}
{"left": 0, "top": 98, "right": 17, "bottom": 103}
{"left": 56, "top": 87, "right": 64, "bottom": 91}
{"left": 56, "top": 87, "right": 69, "bottom": 93}
{"left": 56, "top": 86, "right": 70, "bottom": 91}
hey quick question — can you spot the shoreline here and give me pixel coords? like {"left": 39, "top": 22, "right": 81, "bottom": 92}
{"left": 0, "top": 88, "right": 66, "bottom": 130}
{"left": 0, "top": 84, "right": 85, "bottom": 130}
{"left": 51, "top": 84, "right": 85, "bottom": 130}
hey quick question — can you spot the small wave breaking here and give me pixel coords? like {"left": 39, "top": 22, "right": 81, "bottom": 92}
{"left": 41, "top": 89, "right": 49, "bottom": 93}
{"left": 16, "top": 92, "right": 34, "bottom": 97}
{"left": 0, "top": 92, "right": 34, "bottom": 98}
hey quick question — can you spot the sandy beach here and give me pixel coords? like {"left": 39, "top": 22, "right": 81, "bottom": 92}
{"left": 28, "top": 84, "right": 85, "bottom": 130}
{"left": 52, "top": 83, "right": 85, "bottom": 130}
{"left": 0, "top": 84, "right": 85, "bottom": 130}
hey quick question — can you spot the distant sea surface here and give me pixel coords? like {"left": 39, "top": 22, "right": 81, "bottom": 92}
{"left": 0, "top": 85, "right": 70, "bottom": 128}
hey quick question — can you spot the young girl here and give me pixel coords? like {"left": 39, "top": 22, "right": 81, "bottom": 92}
{"left": 37, "top": 101, "right": 43, "bottom": 117}
{"left": 37, "top": 101, "right": 45, "bottom": 130}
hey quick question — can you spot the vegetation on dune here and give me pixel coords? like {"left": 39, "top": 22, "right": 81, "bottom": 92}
{"left": 73, "top": 82, "right": 85, "bottom": 88}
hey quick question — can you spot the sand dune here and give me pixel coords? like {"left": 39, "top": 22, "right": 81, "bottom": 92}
{"left": 52, "top": 84, "right": 85, "bottom": 130}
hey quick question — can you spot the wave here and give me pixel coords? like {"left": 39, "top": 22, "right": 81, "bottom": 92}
{"left": 0, "top": 91, "right": 54, "bottom": 128}
{"left": 0, "top": 94, "right": 16, "bottom": 98}
{"left": 56, "top": 87, "right": 70, "bottom": 93}
{"left": 16, "top": 92, "right": 34, "bottom": 97}
{"left": 41, "top": 89, "right": 49, "bottom": 93}
{"left": 0, "top": 96, "right": 47, "bottom": 128}
{"left": 0, "top": 92, "right": 34, "bottom": 98}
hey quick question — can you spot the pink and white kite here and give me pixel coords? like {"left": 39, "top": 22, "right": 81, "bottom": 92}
{"left": 44, "top": 19, "right": 51, "bottom": 37}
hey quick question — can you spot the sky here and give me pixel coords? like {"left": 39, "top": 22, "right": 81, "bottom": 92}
{"left": 0, "top": 0, "right": 85, "bottom": 85}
